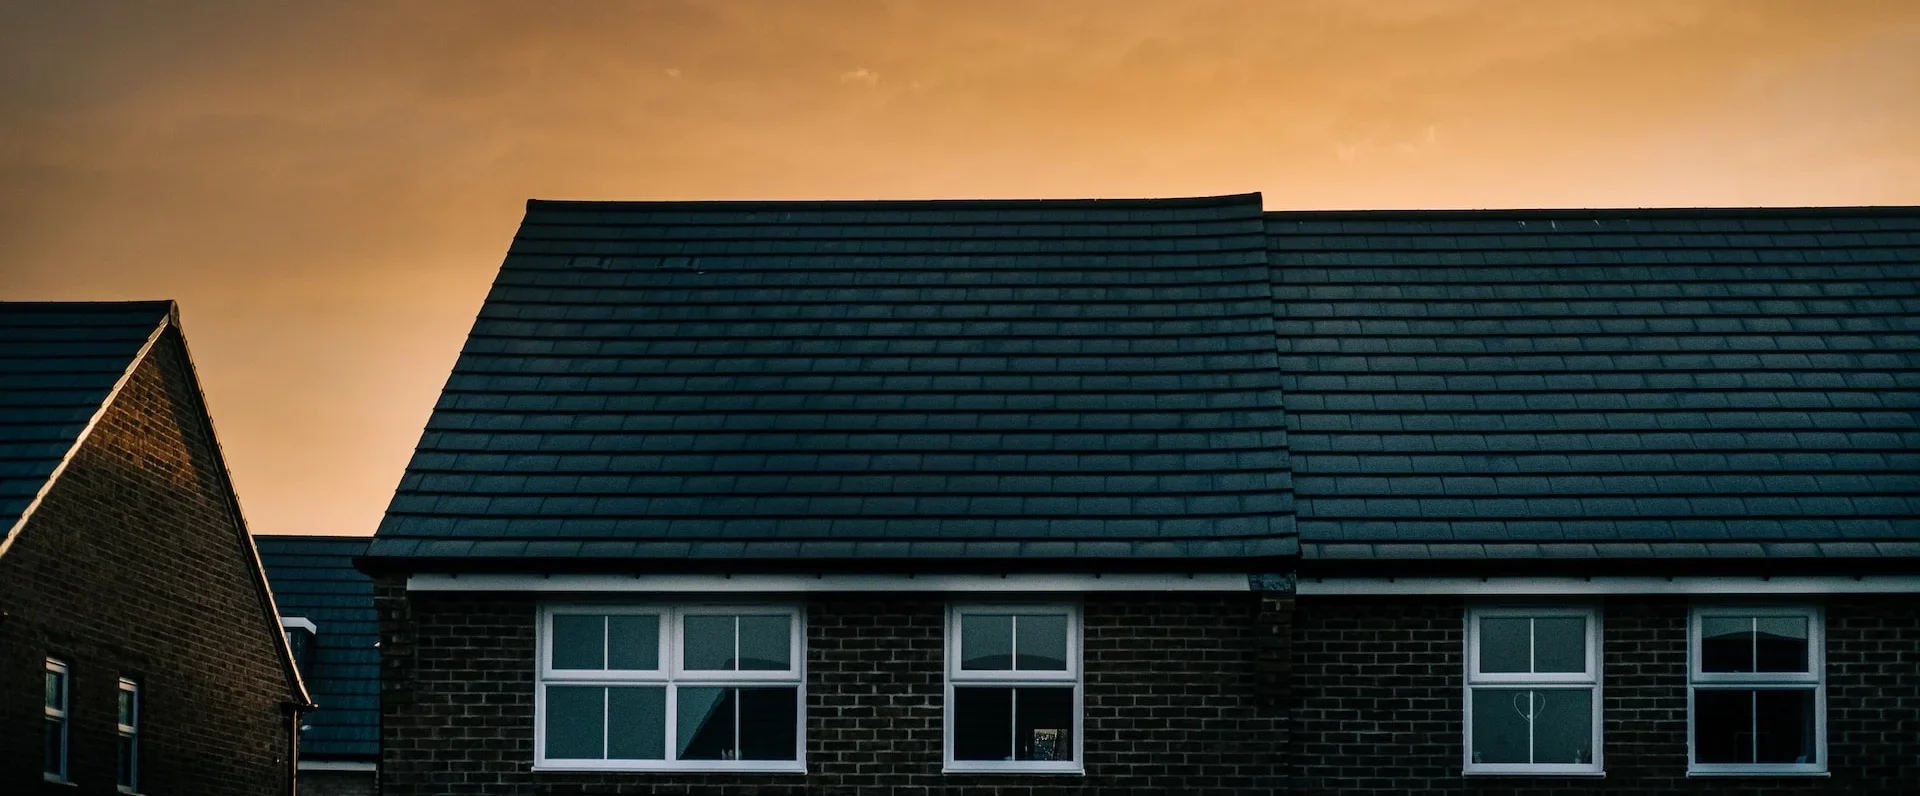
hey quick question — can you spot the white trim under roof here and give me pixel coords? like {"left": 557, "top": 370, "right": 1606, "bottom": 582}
{"left": 408, "top": 572, "right": 1250, "bottom": 593}
{"left": 281, "top": 617, "right": 318, "bottom": 633}
{"left": 297, "top": 760, "right": 376, "bottom": 772}
{"left": 1298, "top": 575, "right": 1920, "bottom": 596}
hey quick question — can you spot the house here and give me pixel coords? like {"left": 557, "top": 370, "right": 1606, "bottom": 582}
{"left": 256, "top": 535, "right": 379, "bottom": 796}
{"left": 0, "top": 301, "right": 311, "bottom": 795}
{"left": 358, "top": 195, "right": 1919, "bottom": 794}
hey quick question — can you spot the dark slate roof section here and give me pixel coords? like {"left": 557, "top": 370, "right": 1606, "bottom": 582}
{"left": 368, "top": 194, "right": 1296, "bottom": 565}
{"left": 0, "top": 301, "right": 173, "bottom": 539}
{"left": 255, "top": 535, "right": 377, "bottom": 760}
{"left": 1266, "top": 207, "right": 1920, "bottom": 560}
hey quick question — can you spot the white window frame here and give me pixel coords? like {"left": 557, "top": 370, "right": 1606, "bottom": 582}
{"left": 533, "top": 603, "right": 805, "bottom": 773}
{"left": 1687, "top": 604, "right": 1826, "bottom": 776}
{"left": 44, "top": 658, "right": 69, "bottom": 783}
{"left": 943, "top": 602, "right": 1084, "bottom": 774}
{"left": 118, "top": 678, "right": 140, "bottom": 793}
{"left": 1463, "top": 605, "right": 1604, "bottom": 776}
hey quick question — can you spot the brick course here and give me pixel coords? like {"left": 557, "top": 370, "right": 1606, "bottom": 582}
{"left": 1291, "top": 595, "right": 1920, "bottom": 795}
{"left": 0, "top": 331, "right": 296, "bottom": 795}
{"left": 375, "top": 583, "right": 1290, "bottom": 795}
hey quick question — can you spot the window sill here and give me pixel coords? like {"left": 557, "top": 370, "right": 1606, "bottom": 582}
{"left": 532, "top": 763, "right": 806, "bottom": 775}
{"left": 1688, "top": 768, "right": 1829, "bottom": 777}
{"left": 1464, "top": 769, "right": 1605, "bottom": 778}
{"left": 42, "top": 776, "right": 77, "bottom": 788}
{"left": 943, "top": 762, "right": 1085, "bottom": 776}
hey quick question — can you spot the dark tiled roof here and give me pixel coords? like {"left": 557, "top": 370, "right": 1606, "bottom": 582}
{"left": 368, "top": 195, "right": 1297, "bottom": 564}
{"left": 0, "top": 301, "right": 173, "bottom": 538}
{"left": 1267, "top": 207, "right": 1920, "bottom": 560}
{"left": 255, "top": 535, "right": 377, "bottom": 760}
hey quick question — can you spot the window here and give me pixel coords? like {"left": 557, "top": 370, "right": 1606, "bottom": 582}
{"left": 535, "top": 605, "right": 803, "bottom": 771}
{"left": 1464, "top": 606, "right": 1602, "bottom": 775}
{"left": 944, "top": 604, "right": 1082, "bottom": 773}
{"left": 44, "top": 658, "right": 69, "bottom": 782}
{"left": 283, "top": 617, "right": 317, "bottom": 675}
{"left": 118, "top": 679, "right": 140, "bottom": 792}
{"left": 1688, "top": 605, "right": 1825, "bottom": 775}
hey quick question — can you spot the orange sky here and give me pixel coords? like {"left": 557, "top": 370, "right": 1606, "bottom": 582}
{"left": 3, "top": 0, "right": 1918, "bottom": 536}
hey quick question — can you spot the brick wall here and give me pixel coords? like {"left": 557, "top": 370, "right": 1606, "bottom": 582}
{"left": 375, "top": 581, "right": 1291, "bottom": 795}
{"left": 0, "top": 330, "right": 295, "bottom": 796}
{"left": 1292, "top": 595, "right": 1920, "bottom": 795}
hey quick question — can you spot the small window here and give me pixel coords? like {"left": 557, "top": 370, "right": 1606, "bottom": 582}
{"left": 44, "top": 658, "right": 69, "bottom": 782}
{"left": 1464, "top": 606, "right": 1602, "bottom": 775}
{"left": 535, "top": 606, "right": 803, "bottom": 772}
{"left": 1689, "top": 605, "right": 1825, "bottom": 775}
{"left": 118, "top": 679, "right": 141, "bottom": 792}
{"left": 944, "top": 604, "right": 1082, "bottom": 773}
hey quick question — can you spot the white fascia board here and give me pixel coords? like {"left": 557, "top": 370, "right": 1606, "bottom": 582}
{"left": 298, "top": 760, "right": 376, "bottom": 772}
{"left": 1298, "top": 575, "right": 1920, "bottom": 596}
{"left": 408, "top": 572, "right": 1250, "bottom": 593}
{"left": 281, "top": 617, "right": 318, "bottom": 633}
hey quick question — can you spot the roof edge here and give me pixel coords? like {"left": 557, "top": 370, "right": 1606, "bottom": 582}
{"left": 526, "top": 193, "right": 1263, "bottom": 212}
{"left": 1265, "top": 205, "right": 1920, "bottom": 221}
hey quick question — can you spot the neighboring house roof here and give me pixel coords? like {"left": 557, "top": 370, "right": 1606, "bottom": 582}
{"left": 0, "top": 301, "right": 173, "bottom": 540}
{"left": 1268, "top": 207, "right": 1920, "bottom": 563}
{"left": 368, "top": 194, "right": 1297, "bottom": 566}
{"left": 255, "top": 535, "right": 378, "bottom": 760}
{"left": 0, "top": 300, "right": 312, "bottom": 706}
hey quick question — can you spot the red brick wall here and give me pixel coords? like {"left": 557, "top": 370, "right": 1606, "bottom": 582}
{"left": 375, "top": 579, "right": 1291, "bottom": 795}
{"left": 1291, "top": 595, "right": 1920, "bottom": 795}
{"left": 0, "top": 330, "right": 295, "bottom": 796}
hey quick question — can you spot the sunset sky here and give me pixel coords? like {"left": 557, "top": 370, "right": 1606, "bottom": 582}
{"left": 3, "top": 1, "right": 1918, "bottom": 536}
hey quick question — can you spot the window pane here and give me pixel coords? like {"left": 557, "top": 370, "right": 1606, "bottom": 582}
{"left": 1755, "top": 689, "right": 1816, "bottom": 764}
{"left": 738, "top": 687, "right": 799, "bottom": 760}
{"left": 1532, "top": 689, "right": 1594, "bottom": 764}
{"left": 1014, "top": 687, "right": 1074, "bottom": 761}
{"left": 44, "top": 719, "right": 63, "bottom": 775}
{"left": 1478, "top": 617, "right": 1530, "bottom": 673}
{"left": 961, "top": 614, "right": 1014, "bottom": 671}
{"left": 606, "top": 687, "right": 666, "bottom": 760}
{"left": 1755, "top": 618, "right": 1809, "bottom": 673}
{"left": 1694, "top": 689, "right": 1754, "bottom": 763}
{"left": 544, "top": 686, "right": 605, "bottom": 759}
{"left": 118, "top": 688, "right": 136, "bottom": 726}
{"left": 684, "top": 616, "right": 736, "bottom": 670}
{"left": 45, "top": 669, "right": 64, "bottom": 710}
{"left": 738, "top": 615, "right": 792, "bottom": 671}
{"left": 952, "top": 686, "right": 1013, "bottom": 760}
{"left": 552, "top": 615, "right": 605, "bottom": 670}
{"left": 677, "top": 686, "right": 735, "bottom": 760}
{"left": 1532, "top": 618, "right": 1586, "bottom": 674}
{"left": 1014, "top": 615, "right": 1069, "bottom": 671}
{"left": 1701, "top": 617, "right": 1754, "bottom": 673}
{"left": 1470, "top": 688, "right": 1531, "bottom": 764}
{"left": 118, "top": 736, "right": 135, "bottom": 788}
{"left": 607, "top": 615, "right": 660, "bottom": 670}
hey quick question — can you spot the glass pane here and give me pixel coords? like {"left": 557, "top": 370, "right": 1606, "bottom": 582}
{"left": 45, "top": 669, "right": 64, "bottom": 710}
{"left": 1532, "top": 689, "right": 1594, "bottom": 764}
{"left": 738, "top": 615, "right": 792, "bottom": 671}
{"left": 684, "top": 616, "right": 736, "bottom": 670}
{"left": 1470, "top": 688, "right": 1530, "bottom": 764}
{"left": 1694, "top": 689, "right": 1754, "bottom": 763}
{"left": 1478, "top": 617, "right": 1529, "bottom": 673}
{"left": 952, "top": 686, "right": 1013, "bottom": 760}
{"left": 1014, "top": 615, "right": 1069, "bottom": 671}
{"left": 44, "top": 719, "right": 63, "bottom": 775}
{"left": 1532, "top": 618, "right": 1587, "bottom": 674}
{"left": 1755, "top": 689, "right": 1816, "bottom": 764}
{"left": 961, "top": 614, "right": 1014, "bottom": 670}
{"left": 738, "top": 687, "right": 800, "bottom": 760}
{"left": 606, "top": 687, "right": 666, "bottom": 760}
{"left": 677, "top": 686, "right": 735, "bottom": 760}
{"left": 607, "top": 615, "right": 660, "bottom": 670}
{"left": 1701, "top": 617, "right": 1754, "bottom": 673}
{"left": 118, "top": 688, "right": 136, "bottom": 726}
{"left": 1755, "top": 618, "right": 1809, "bottom": 673}
{"left": 552, "top": 615, "right": 605, "bottom": 670}
{"left": 1014, "top": 687, "right": 1074, "bottom": 761}
{"left": 118, "top": 736, "right": 135, "bottom": 788}
{"left": 544, "top": 686, "right": 605, "bottom": 759}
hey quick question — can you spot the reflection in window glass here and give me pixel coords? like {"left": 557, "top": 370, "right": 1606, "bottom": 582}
{"left": 1478, "top": 617, "right": 1530, "bottom": 673}
{"left": 545, "top": 686, "right": 606, "bottom": 759}
{"left": 606, "top": 687, "right": 666, "bottom": 760}
{"left": 1014, "top": 615, "right": 1069, "bottom": 671}
{"left": 1531, "top": 618, "right": 1586, "bottom": 673}
{"left": 961, "top": 615, "right": 1013, "bottom": 671}
{"left": 683, "top": 616, "right": 735, "bottom": 671}
{"left": 738, "top": 615, "right": 791, "bottom": 671}
{"left": 608, "top": 615, "right": 660, "bottom": 670}
{"left": 553, "top": 615, "right": 606, "bottom": 670}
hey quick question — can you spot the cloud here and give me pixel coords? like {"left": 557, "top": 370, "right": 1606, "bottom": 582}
{"left": 839, "top": 67, "right": 880, "bottom": 87}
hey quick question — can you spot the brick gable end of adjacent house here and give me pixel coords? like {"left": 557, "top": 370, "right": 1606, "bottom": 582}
{"left": 0, "top": 329, "right": 296, "bottom": 795}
